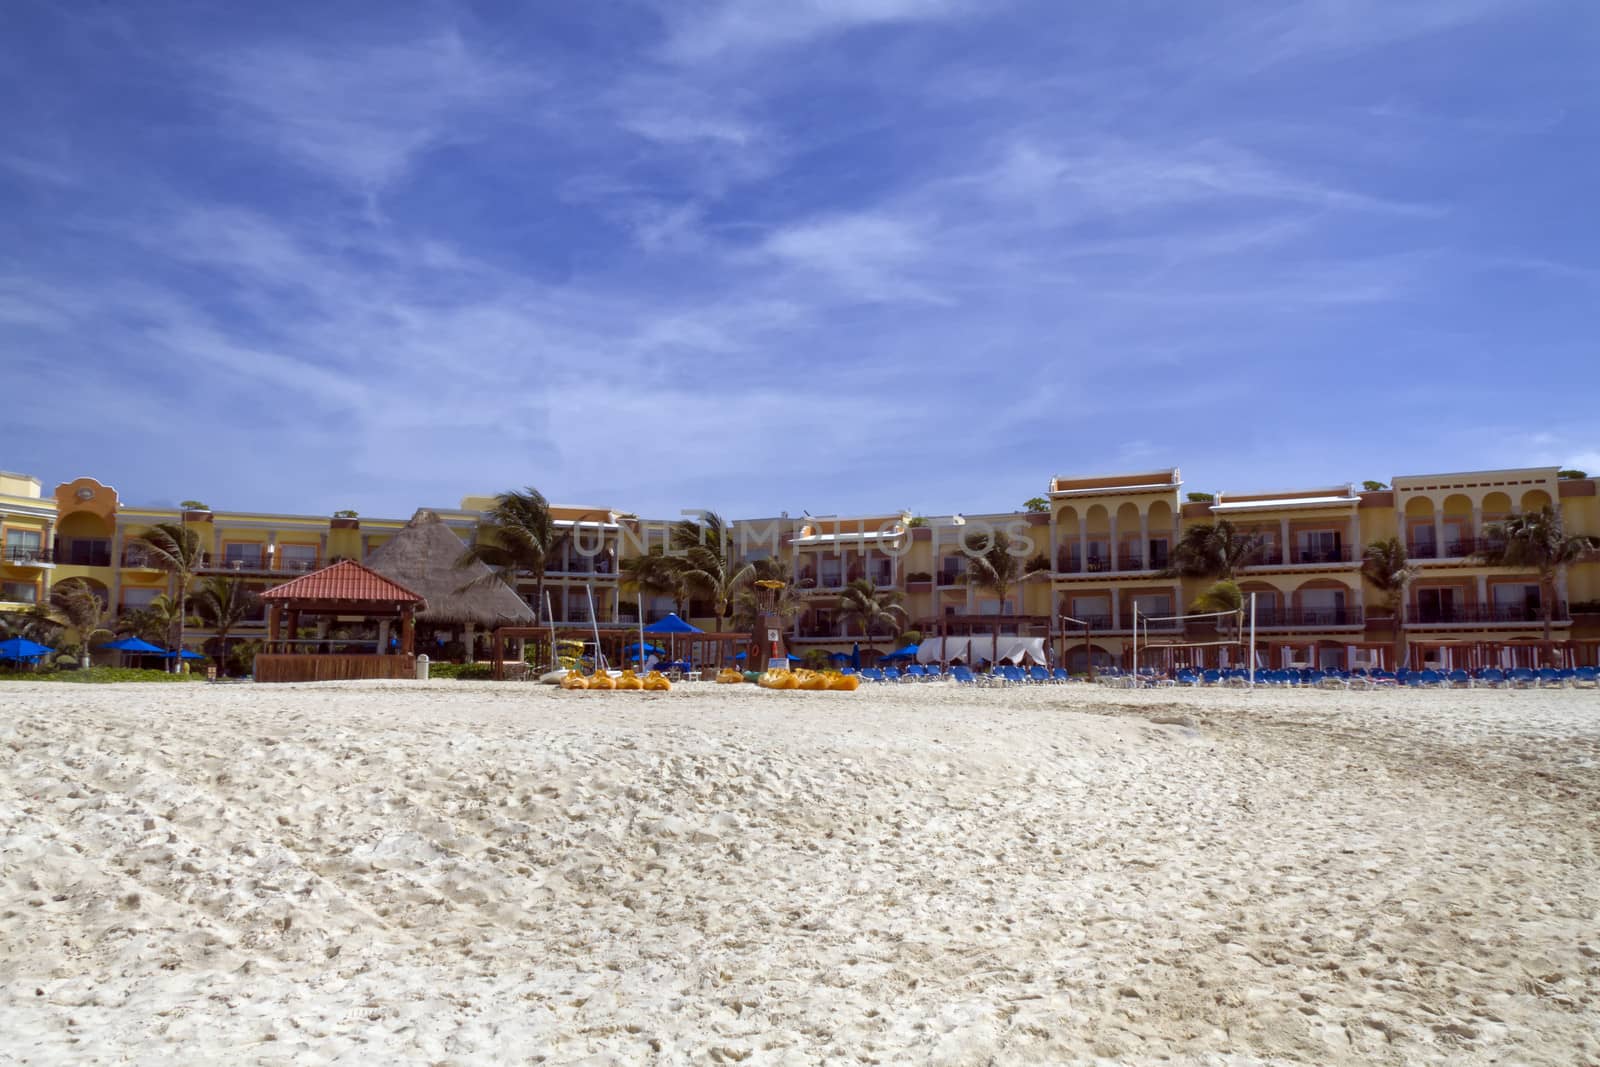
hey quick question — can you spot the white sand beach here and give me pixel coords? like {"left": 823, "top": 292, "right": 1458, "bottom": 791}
{"left": 2, "top": 680, "right": 1597, "bottom": 1065}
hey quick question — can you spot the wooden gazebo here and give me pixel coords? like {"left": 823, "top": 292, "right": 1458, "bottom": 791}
{"left": 256, "top": 560, "right": 426, "bottom": 682}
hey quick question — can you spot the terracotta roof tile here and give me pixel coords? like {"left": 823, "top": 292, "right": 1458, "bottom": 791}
{"left": 260, "top": 559, "right": 425, "bottom": 604}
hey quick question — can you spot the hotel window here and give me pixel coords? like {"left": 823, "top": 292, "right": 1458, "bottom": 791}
{"left": 1, "top": 580, "right": 38, "bottom": 604}
{"left": 1297, "top": 530, "right": 1342, "bottom": 563}
{"left": 279, "top": 544, "right": 319, "bottom": 572}
{"left": 1071, "top": 595, "right": 1110, "bottom": 626}
{"left": 1147, "top": 538, "right": 1169, "bottom": 570}
{"left": 224, "top": 543, "right": 264, "bottom": 568}
{"left": 1491, "top": 584, "right": 1540, "bottom": 620}
{"left": 1129, "top": 594, "right": 1172, "bottom": 619}
{"left": 121, "top": 587, "right": 159, "bottom": 612}
{"left": 939, "top": 555, "right": 966, "bottom": 584}
{"left": 62, "top": 538, "right": 110, "bottom": 566}
{"left": 1083, "top": 540, "right": 1110, "bottom": 571}
{"left": 4, "top": 528, "right": 43, "bottom": 561}
{"left": 1299, "top": 588, "right": 1346, "bottom": 624}
{"left": 1415, "top": 587, "right": 1458, "bottom": 623}
{"left": 819, "top": 560, "right": 843, "bottom": 587}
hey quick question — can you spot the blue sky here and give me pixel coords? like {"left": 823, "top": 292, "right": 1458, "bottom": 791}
{"left": 3, "top": 0, "right": 1597, "bottom": 519}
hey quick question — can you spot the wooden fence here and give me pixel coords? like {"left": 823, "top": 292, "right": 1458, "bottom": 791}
{"left": 254, "top": 654, "right": 417, "bottom": 684}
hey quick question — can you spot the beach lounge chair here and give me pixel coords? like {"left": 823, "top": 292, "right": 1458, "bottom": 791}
{"left": 883, "top": 667, "right": 902, "bottom": 683}
{"left": 1446, "top": 669, "right": 1472, "bottom": 688}
{"left": 1050, "top": 667, "right": 1072, "bottom": 683}
{"left": 1537, "top": 668, "right": 1564, "bottom": 688}
{"left": 1201, "top": 669, "right": 1222, "bottom": 686}
{"left": 951, "top": 666, "right": 978, "bottom": 685}
{"left": 1027, "top": 666, "right": 1049, "bottom": 684}
{"left": 904, "top": 664, "right": 925, "bottom": 680}
{"left": 1507, "top": 667, "right": 1537, "bottom": 689}
{"left": 860, "top": 667, "right": 883, "bottom": 683}
{"left": 1573, "top": 666, "right": 1598, "bottom": 688}
{"left": 1473, "top": 668, "right": 1504, "bottom": 688}
{"left": 1417, "top": 669, "right": 1446, "bottom": 688}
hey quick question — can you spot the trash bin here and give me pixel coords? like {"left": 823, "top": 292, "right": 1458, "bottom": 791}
{"left": 416, "top": 654, "right": 430, "bottom": 681}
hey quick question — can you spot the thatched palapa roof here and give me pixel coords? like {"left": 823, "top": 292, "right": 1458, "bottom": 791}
{"left": 364, "top": 509, "right": 536, "bottom": 627}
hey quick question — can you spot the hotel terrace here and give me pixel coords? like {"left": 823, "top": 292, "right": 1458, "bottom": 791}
{"left": 2, "top": 464, "right": 1597, "bottom": 671}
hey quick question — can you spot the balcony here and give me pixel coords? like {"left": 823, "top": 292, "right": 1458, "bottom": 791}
{"left": 55, "top": 544, "right": 113, "bottom": 567}
{"left": 1408, "top": 603, "right": 1568, "bottom": 626}
{"left": 1252, "top": 607, "right": 1365, "bottom": 628}
{"left": 1244, "top": 546, "right": 1354, "bottom": 566}
{"left": 2, "top": 546, "right": 53, "bottom": 566}
{"left": 1407, "top": 538, "right": 1501, "bottom": 561}
{"left": 195, "top": 554, "right": 323, "bottom": 576}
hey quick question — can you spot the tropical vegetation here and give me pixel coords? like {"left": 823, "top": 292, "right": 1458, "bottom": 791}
{"left": 460, "top": 487, "right": 566, "bottom": 622}
{"left": 1163, "top": 520, "right": 1264, "bottom": 580}
{"left": 127, "top": 521, "right": 206, "bottom": 670}
{"left": 192, "top": 576, "right": 259, "bottom": 670}
{"left": 1472, "top": 506, "right": 1597, "bottom": 646}
{"left": 838, "top": 578, "right": 907, "bottom": 650}
{"left": 1361, "top": 536, "right": 1417, "bottom": 669}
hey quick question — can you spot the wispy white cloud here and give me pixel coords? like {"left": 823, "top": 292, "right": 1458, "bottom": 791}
{"left": 659, "top": 0, "right": 974, "bottom": 62}
{"left": 199, "top": 28, "right": 535, "bottom": 190}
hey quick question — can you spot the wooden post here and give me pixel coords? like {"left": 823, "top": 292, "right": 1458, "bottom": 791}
{"left": 268, "top": 602, "right": 281, "bottom": 652}
{"left": 286, "top": 610, "right": 300, "bottom": 653}
{"left": 401, "top": 606, "right": 415, "bottom": 656}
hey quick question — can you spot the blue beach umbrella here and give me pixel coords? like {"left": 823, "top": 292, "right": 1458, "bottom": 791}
{"left": 0, "top": 637, "right": 53, "bottom": 662}
{"left": 164, "top": 648, "right": 206, "bottom": 660}
{"left": 99, "top": 636, "right": 167, "bottom": 654}
{"left": 850, "top": 642, "right": 861, "bottom": 670}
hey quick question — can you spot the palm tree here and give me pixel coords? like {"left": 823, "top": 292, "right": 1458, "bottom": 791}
{"left": 192, "top": 576, "right": 259, "bottom": 671}
{"left": 47, "top": 578, "right": 114, "bottom": 667}
{"left": 621, "top": 547, "right": 694, "bottom": 619}
{"left": 965, "top": 530, "right": 1043, "bottom": 662}
{"left": 838, "top": 578, "right": 907, "bottom": 651}
{"left": 459, "top": 488, "right": 564, "bottom": 624}
{"left": 117, "top": 594, "right": 190, "bottom": 648}
{"left": 671, "top": 512, "right": 754, "bottom": 631}
{"left": 1473, "top": 506, "right": 1597, "bottom": 649}
{"left": 731, "top": 558, "right": 803, "bottom": 635}
{"left": 1361, "top": 537, "right": 1417, "bottom": 670}
{"left": 1189, "top": 579, "right": 1245, "bottom": 651}
{"left": 128, "top": 521, "right": 206, "bottom": 669}
{"left": 1165, "top": 520, "right": 1264, "bottom": 580}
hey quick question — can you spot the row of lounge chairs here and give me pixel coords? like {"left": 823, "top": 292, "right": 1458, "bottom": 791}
{"left": 848, "top": 664, "right": 1078, "bottom": 685}
{"left": 1169, "top": 666, "right": 1599, "bottom": 689}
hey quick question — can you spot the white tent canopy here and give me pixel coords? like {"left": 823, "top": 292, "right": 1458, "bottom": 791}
{"left": 917, "top": 635, "right": 1047, "bottom": 665}
{"left": 917, "top": 637, "right": 968, "bottom": 664}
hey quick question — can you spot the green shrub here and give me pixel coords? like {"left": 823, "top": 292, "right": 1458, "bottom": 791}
{"left": 0, "top": 667, "right": 203, "bottom": 683}
{"left": 427, "top": 662, "right": 493, "bottom": 680}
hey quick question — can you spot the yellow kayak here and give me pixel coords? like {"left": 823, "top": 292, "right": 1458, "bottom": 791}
{"left": 716, "top": 668, "right": 745, "bottom": 684}
{"left": 559, "top": 670, "right": 588, "bottom": 690}
{"left": 758, "top": 669, "right": 798, "bottom": 690}
{"left": 827, "top": 671, "right": 860, "bottom": 691}
{"left": 615, "top": 668, "right": 643, "bottom": 690}
{"left": 642, "top": 670, "right": 672, "bottom": 691}
{"left": 587, "top": 671, "right": 616, "bottom": 690}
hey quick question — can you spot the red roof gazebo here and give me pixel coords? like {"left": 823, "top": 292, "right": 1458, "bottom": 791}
{"left": 256, "top": 560, "right": 426, "bottom": 682}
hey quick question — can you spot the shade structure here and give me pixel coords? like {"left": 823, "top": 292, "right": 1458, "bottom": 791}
{"left": 883, "top": 643, "right": 920, "bottom": 660}
{"left": 643, "top": 613, "right": 703, "bottom": 634}
{"left": 99, "top": 636, "right": 167, "bottom": 654}
{"left": 734, "top": 651, "right": 747, "bottom": 660}
{"left": 0, "top": 637, "right": 53, "bottom": 661}
{"left": 624, "top": 642, "right": 666, "bottom": 656}
{"left": 164, "top": 648, "right": 206, "bottom": 660}
{"left": 851, "top": 642, "right": 861, "bottom": 669}
{"left": 828, "top": 651, "right": 850, "bottom": 662}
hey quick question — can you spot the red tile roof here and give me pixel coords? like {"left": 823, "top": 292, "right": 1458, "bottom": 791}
{"left": 260, "top": 559, "right": 425, "bottom": 604}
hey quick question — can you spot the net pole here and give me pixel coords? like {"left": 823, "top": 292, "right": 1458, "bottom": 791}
{"left": 1248, "top": 592, "right": 1256, "bottom": 688}
{"left": 1131, "top": 603, "right": 1138, "bottom": 689}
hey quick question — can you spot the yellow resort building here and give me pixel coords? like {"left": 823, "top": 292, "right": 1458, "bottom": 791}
{"left": 2, "top": 463, "right": 1597, "bottom": 671}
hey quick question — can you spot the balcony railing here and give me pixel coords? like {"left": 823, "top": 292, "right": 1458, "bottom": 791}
{"left": 1253, "top": 607, "right": 1364, "bottom": 627}
{"left": 56, "top": 545, "right": 113, "bottom": 567}
{"left": 1408, "top": 538, "right": 1502, "bottom": 561}
{"left": 195, "top": 554, "right": 323, "bottom": 575}
{"left": 2, "top": 546, "right": 53, "bottom": 565}
{"left": 1408, "top": 603, "right": 1567, "bottom": 625}
{"left": 1244, "top": 546, "right": 1353, "bottom": 566}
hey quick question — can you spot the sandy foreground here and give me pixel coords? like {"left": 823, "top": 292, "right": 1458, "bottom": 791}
{"left": 0, "top": 681, "right": 1596, "bottom": 1066}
